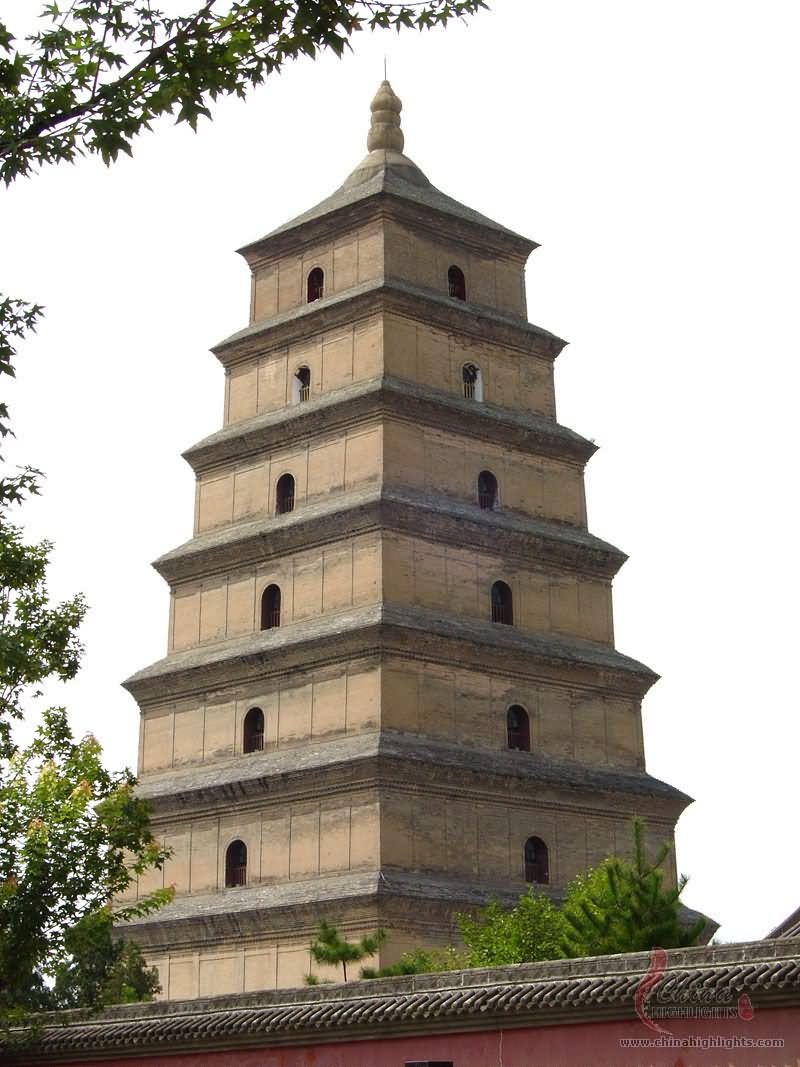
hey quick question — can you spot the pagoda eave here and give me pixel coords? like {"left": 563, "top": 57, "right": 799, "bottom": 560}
{"left": 182, "top": 376, "right": 594, "bottom": 475}
{"left": 211, "top": 278, "right": 567, "bottom": 367}
{"left": 123, "top": 605, "right": 658, "bottom": 707}
{"left": 136, "top": 731, "right": 690, "bottom": 815}
{"left": 154, "top": 487, "right": 627, "bottom": 586}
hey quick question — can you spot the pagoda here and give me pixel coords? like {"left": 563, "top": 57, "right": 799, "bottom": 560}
{"left": 122, "top": 82, "right": 690, "bottom": 998}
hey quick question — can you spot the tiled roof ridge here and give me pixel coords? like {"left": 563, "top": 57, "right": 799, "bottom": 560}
{"left": 10, "top": 940, "right": 800, "bottom": 1061}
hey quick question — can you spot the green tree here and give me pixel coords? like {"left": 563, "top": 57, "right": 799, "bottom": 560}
{"left": 456, "top": 888, "right": 566, "bottom": 968}
{"left": 49, "top": 908, "right": 160, "bottom": 1010}
{"left": 0, "top": 0, "right": 485, "bottom": 185}
{"left": 560, "top": 818, "right": 705, "bottom": 957}
{"left": 360, "top": 945, "right": 466, "bottom": 979}
{"left": 308, "top": 920, "right": 385, "bottom": 982}
{"left": 0, "top": 500, "right": 84, "bottom": 760}
{"left": 0, "top": 706, "right": 172, "bottom": 1024}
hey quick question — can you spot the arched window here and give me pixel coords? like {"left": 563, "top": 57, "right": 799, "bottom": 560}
{"left": 243, "top": 706, "right": 265, "bottom": 753}
{"left": 261, "top": 584, "right": 281, "bottom": 630}
{"left": 507, "top": 705, "right": 530, "bottom": 751}
{"left": 275, "top": 473, "right": 295, "bottom": 515}
{"left": 478, "top": 470, "right": 498, "bottom": 510}
{"left": 448, "top": 265, "right": 466, "bottom": 301}
{"left": 225, "top": 840, "right": 247, "bottom": 887}
{"left": 307, "top": 267, "right": 324, "bottom": 303}
{"left": 524, "top": 836, "right": 549, "bottom": 884}
{"left": 462, "top": 362, "right": 483, "bottom": 401}
{"left": 491, "top": 581, "right": 513, "bottom": 625}
{"left": 292, "top": 366, "right": 311, "bottom": 404}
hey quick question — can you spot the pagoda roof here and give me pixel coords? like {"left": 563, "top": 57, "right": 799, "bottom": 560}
{"left": 238, "top": 80, "right": 536, "bottom": 259}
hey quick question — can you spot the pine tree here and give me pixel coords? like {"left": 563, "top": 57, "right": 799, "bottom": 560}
{"left": 308, "top": 921, "right": 385, "bottom": 983}
{"left": 560, "top": 818, "right": 706, "bottom": 957}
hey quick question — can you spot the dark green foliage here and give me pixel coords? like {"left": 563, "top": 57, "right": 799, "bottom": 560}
{"left": 308, "top": 920, "right": 385, "bottom": 982}
{"left": 0, "top": 297, "right": 43, "bottom": 506}
{"left": 456, "top": 888, "right": 567, "bottom": 968}
{"left": 0, "top": 519, "right": 86, "bottom": 760}
{"left": 49, "top": 909, "right": 160, "bottom": 1009}
{"left": 559, "top": 818, "right": 706, "bottom": 957}
{"left": 0, "top": 1, "right": 487, "bottom": 185}
{"left": 0, "top": 707, "right": 173, "bottom": 1026}
{"left": 360, "top": 945, "right": 466, "bottom": 979}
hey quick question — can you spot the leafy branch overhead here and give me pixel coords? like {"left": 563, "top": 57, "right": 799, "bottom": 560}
{"left": 0, "top": 0, "right": 487, "bottom": 184}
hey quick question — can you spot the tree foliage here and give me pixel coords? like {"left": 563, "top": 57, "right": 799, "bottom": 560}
{"left": 457, "top": 889, "right": 566, "bottom": 968}
{"left": 0, "top": 0, "right": 486, "bottom": 185}
{"left": 0, "top": 297, "right": 43, "bottom": 507}
{"left": 360, "top": 945, "right": 466, "bottom": 979}
{"left": 49, "top": 908, "right": 161, "bottom": 1010}
{"left": 308, "top": 920, "right": 385, "bottom": 982}
{"left": 559, "top": 818, "right": 706, "bottom": 958}
{"left": 0, "top": 706, "right": 172, "bottom": 1025}
{"left": 0, "top": 517, "right": 85, "bottom": 761}
{"left": 447, "top": 820, "right": 703, "bottom": 970}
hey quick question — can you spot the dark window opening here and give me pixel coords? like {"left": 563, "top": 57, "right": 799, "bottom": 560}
{"left": 307, "top": 267, "right": 324, "bottom": 303}
{"left": 261, "top": 584, "right": 281, "bottom": 630}
{"left": 491, "top": 580, "right": 513, "bottom": 625}
{"left": 295, "top": 365, "right": 311, "bottom": 403}
{"left": 243, "top": 706, "right": 265, "bottom": 753}
{"left": 478, "top": 470, "right": 498, "bottom": 510}
{"left": 462, "top": 362, "right": 480, "bottom": 400}
{"left": 275, "top": 473, "right": 295, "bottom": 515}
{"left": 448, "top": 265, "right": 466, "bottom": 301}
{"left": 524, "top": 836, "right": 549, "bottom": 884}
{"left": 225, "top": 839, "right": 247, "bottom": 887}
{"left": 507, "top": 705, "right": 530, "bottom": 751}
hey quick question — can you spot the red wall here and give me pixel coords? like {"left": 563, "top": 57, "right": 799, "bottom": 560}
{"left": 61, "top": 1006, "right": 799, "bottom": 1067}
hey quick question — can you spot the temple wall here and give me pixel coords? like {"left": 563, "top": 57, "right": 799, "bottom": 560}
{"left": 383, "top": 420, "right": 587, "bottom": 526}
{"left": 251, "top": 222, "right": 384, "bottom": 321}
{"left": 168, "top": 532, "right": 381, "bottom": 652}
{"left": 384, "top": 218, "right": 528, "bottom": 317}
{"left": 135, "top": 795, "right": 380, "bottom": 900}
{"left": 139, "top": 664, "right": 380, "bottom": 774}
{"left": 382, "top": 533, "right": 612, "bottom": 644}
{"left": 380, "top": 659, "right": 643, "bottom": 768}
{"left": 194, "top": 424, "right": 382, "bottom": 533}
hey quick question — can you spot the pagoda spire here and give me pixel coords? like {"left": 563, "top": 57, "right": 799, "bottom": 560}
{"left": 367, "top": 80, "right": 404, "bottom": 153}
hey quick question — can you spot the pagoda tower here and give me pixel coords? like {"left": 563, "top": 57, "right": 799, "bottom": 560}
{"left": 123, "top": 83, "right": 690, "bottom": 999}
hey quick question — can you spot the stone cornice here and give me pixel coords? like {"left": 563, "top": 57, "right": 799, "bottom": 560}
{"left": 136, "top": 730, "right": 688, "bottom": 814}
{"left": 211, "top": 278, "right": 565, "bottom": 367}
{"left": 183, "top": 375, "right": 594, "bottom": 476}
{"left": 153, "top": 485, "right": 626, "bottom": 586}
{"left": 123, "top": 604, "right": 658, "bottom": 707}
{"left": 236, "top": 181, "right": 537, "bottom": 268}
{"left": 11, "top": 940, "right": 799, "bottom": 1062}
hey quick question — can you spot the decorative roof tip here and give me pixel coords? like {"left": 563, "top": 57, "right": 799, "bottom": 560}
{"left": 367, "top": 79, "right": 404, "bottom": 153}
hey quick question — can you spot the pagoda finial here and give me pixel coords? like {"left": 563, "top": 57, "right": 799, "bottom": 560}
{"left": 367, "top": 80, "right": 404, "bottom": 153}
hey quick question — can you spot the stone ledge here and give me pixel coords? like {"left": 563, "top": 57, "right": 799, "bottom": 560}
{"left": 10, "top": 939, "right": 800, "bottom": 1062}
{"left": 137, "top": 729, "right": 687, "bottom": 810}
{"left": 182, "top": 374, "right": 593, "bottom": 473}
{"left": 153, "top": 484, "right": 626, "bottom": 585}
{"left": 123, "top": 603, "right": 657, "bottom": 704}
{"left": 213, "top": 278, "right": 560, "bottom": 365}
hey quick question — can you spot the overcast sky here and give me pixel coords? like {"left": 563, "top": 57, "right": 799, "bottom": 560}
{"left": 4, "top": 0, "right": 799, "bottom": 944}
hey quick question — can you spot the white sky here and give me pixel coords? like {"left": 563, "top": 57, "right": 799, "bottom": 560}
{"left": 3, "top": 0, "right": 799, "bottom": 945}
